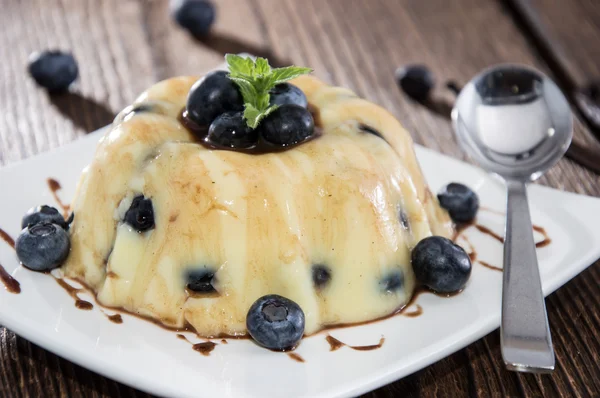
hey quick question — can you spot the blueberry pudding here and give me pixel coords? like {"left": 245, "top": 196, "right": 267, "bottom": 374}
{"left": 60, "top": 55, "right": 454, "bottom": 341}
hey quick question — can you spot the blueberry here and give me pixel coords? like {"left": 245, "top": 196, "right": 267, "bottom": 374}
{"left": 186, "top": 70, "right": 243, "bottom": 127}
{"left": 437, "top": 183, "right": 479, "bottom": 223}
{"left": 186, "top": 269, "right": 216, "bottom": 293}
{"left": 269, "top": 83, "right": 308, "bottom": 108}
{"left": 411, "top": 236, "right": 471, "bottom": 293}
{"left": 246, "top": 294, "right": 305, "bottom": 351}
{"left": 28, "top": 51, "right": 78, "bottom": 92}
{"left": 16, "top": 222, "right": 70, "bottom": 271}
{"left": 207, "top": 111, "right": 258, "bottom": 148}
{"left": 395, "top": 64, "right": 435, "bottom": 103}
{"left": 358, "top": 124, "right": 385, "bottom": 140}
{"left": 312, "top": 264, "right": 331, "bottom": 289}
{"left": 171, "top": 0, "right": 216, "bottom": 37}
{"left": 124, "top": 103, "right": 155, "bottom": 118}
{"left": 21, "top": 205, "right": 67, "bottom": 229}
{"left": 379, "top": 270, "right": 404, "bottom": 293}
{"left": 259, "top": 105, "right": 314, "bottom": 146}
{"left": 124, "top": 196, "right": 155, "bottom": 232}
{"left": 399, "top": 210, "right": 410, "bottom": 231}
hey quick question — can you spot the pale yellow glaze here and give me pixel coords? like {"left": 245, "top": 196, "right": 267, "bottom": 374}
{"left": 62, "top": 75, "right": 453, "bottom": 336}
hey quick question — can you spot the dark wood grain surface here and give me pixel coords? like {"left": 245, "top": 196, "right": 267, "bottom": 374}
{"left": 1, "top": 0, "right": 599, "bottom": 396}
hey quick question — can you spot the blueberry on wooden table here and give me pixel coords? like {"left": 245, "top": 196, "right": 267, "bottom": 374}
{"left": 186, "top": 70, "right": 243, "bottom": 127}
{"left": 16, "top": 222, "right": 70, "bottom": 272}
{"left": 171, "top": 0, "right": 216, "bottom": 37}
{"left": 395, "top": 64, "right": 435, "bottom": 103}
{"left": 411, "top": 236, "right": 472, "bottom": 293}
{"left": 28, "top": 50, "right": 78, "bottom": 92}
{"left": 246, "top": 294, "right": 305, "bottom": 351}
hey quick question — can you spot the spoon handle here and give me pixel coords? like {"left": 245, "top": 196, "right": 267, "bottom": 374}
{"left": 501, "top": 179, "right": 554, "bottom": 373}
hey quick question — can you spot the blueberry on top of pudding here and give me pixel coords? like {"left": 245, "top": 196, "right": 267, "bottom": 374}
{"left": 61, "top": 55, "right": 453, "bottom": 340}
{"left": 182, "top": 55, "right": 316, "bottom": 151}
{"left": 185, "top": 70, "right": 243, "bottom": 128}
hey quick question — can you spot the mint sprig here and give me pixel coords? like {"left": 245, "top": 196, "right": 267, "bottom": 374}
{"left": 225, "top": 54, "right": 312, "bottom": 129}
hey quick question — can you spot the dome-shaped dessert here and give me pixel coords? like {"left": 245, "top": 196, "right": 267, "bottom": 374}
{"left": 62, "top": 72, "right": 453, "bottom": 337}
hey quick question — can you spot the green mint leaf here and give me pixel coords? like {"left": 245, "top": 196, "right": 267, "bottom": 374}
{"left": 254, "top": 57, "right": 271, "bottom": 76}
{"left": 270, "top": 66, "right": 313, "bottom": 86}
{"left": 244, "top": 104, "right": 278, "bottom": 129}
{"left": 224, "top": 55, "right": 312, "bottom": 129}
{"left": 227, "top": 77, "right": 257, "bottom": 105}
{"left": 226, "top": 54, "right": 254, "bottom": 77}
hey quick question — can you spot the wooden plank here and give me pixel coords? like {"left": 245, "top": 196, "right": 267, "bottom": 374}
{"left": 526, "top": 0, "right": 600, "bottom": 87}
{"left": 504, "top": 0, "right": 600, "bottom": 137}
{"left": 0, "top": 0, "right": 598, "bottom": 397}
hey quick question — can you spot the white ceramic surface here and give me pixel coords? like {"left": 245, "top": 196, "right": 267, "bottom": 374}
{"left": 1, "top": 129, "right": 599, "bottom": 398}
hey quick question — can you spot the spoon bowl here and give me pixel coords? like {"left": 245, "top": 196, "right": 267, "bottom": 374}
{"left": 452, "top": 64, "right": 573, "bottom": 373}
{"left": 453, "top": 64, "right": 572, "bottom": 180}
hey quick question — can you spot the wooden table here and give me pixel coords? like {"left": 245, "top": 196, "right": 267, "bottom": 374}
{"left": 1, "top": 0, "right": 599, "bottom": 396}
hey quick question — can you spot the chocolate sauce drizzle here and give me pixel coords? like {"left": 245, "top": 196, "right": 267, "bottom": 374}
{"left": 402, "top": 304, "right": 423, "bottom": 318}
{"left": 47, "top": 178, "right": 71, "bottom": 218}
{"left": 177, "top": 334, "right": 217, "bottom": 356}
{"left": 479, "top": 261, "right": 503, "bottom": 272}
{"left": 287, "top": 352, "right": 305, "bottom": 363}
{"left": 107, "top": 313, "right": 123, "bottom": 324}
{"left": 325, "top": 335, "right": 385, "bottom": 352}
{"left": 54, "top": 277, "right": 93, "bottom": 310}
{"left": 0, "top": 228, "right": 20, "bottom": 294}
{"left": 0, "top": 264, "right": 20, "bottom": 294}
{"left": 452, "top": 208, "right": 552, "bottom": 272}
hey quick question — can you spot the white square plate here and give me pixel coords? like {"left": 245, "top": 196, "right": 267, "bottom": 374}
{"left": 0, "top": 130, "right": 599, "bottom": 398}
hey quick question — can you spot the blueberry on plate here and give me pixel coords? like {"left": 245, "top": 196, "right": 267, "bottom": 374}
{"left": 246, "top": 294, "right": 305, "bottom": 351}
{"left": 395, "top": 64, "right": 435, "bottom": 103}
{"left": 207, "top": 111, "right": 258, "bottom": 148}
{"left": 269, "top": 83, "right": 308, "bottom": 108}
{"left": 186, "top": 70, "right": 243, "bottom": 127}
{"left": 16, "top": 222, "right": 70, "bottom": 271}
{"left": 437, "top": 182, "right": 479, "bottom": 223}
{"left": 124, "top": 196, "right": 155, "bottom": 232}
{"left": 21, "top": 205, "right": 67, "bottom": 229}
{"left": 411, "top": 236, "right": 471, "bottom": 293}
{"left": 28, "top": 50, "right": 78, "bottom": 92}
{"left": 259, "top": 104, "right": 314, "bottom": 146}
{"left": 171, "top": 0, "right": 216, "bottom": 38}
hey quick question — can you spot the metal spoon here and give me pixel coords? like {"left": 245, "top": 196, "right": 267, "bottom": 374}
{"left": 452, "top": 64, "right": 572, "bottom": 373}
